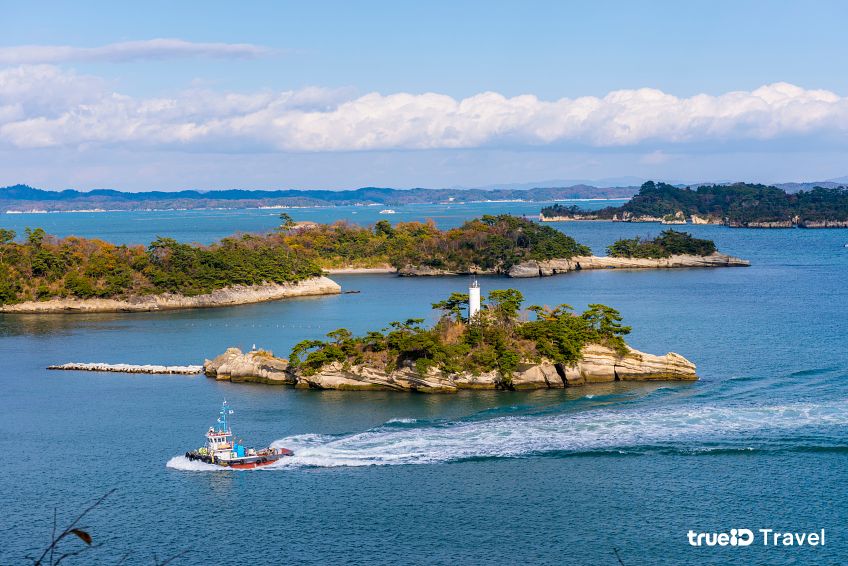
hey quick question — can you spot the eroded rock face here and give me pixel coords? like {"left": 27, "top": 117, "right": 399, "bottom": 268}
{"left": 203, "top": 348, "right": 293, "bottom": 385}
{"left": 507, "top": 253, "right": 749, "bottom": 277}
{"left": 397, "top": 265, "right": 496, "bottom": 277}
{"left": 570, "top": 344, "right": 697, "bottom": 384}
{"left": 507, "top": 261, "right": 542, "bottom": 278}
{"left": 690, "top": 214, "right": 724, "bottom": 225}
{"left": 661, "top": 211, "right": 687, "bottom": 224}
{"left": 204, "top": 344, "right": 697, "bottom": 393}
{"left": 397, "top": 265, "right": 458, "bottom": 277}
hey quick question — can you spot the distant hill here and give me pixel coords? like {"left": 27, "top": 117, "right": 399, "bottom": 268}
{"left": 774, "top": 181, "right": 846, "bottom": 193}
{"left": 457, "top": 176, "right": 650, "bottom": 191}
{"left": 0, "top": 184, "right": 637, "bottom": 212}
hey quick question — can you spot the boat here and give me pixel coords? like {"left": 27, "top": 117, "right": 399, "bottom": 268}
{"left": 184, "top": 401, "right": 292, "bottom": 469}
{"left": 379, "top": 209, "right": 396, "bottom": 214}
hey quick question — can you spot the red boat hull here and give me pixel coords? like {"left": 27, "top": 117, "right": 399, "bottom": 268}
{"left": 185, "top": 447, "right": 294, "bottom": 469}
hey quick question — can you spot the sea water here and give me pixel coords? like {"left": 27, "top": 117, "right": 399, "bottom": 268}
{"left": 2, "top": 203, "right": 847, "bottom": 565}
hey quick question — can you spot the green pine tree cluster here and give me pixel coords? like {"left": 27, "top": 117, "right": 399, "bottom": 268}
{"left": 606, "top": 230, "right": 717, "bottom": 258}
{"left": 541, "top": 181, "right": 848, "bottom": 226}
{"left": 283, "top": 214, "right": 591, "bottom": 272}
{"left": 288, "top": 289, "right": 631, "bottom": 388}
{"left": 0, "top": 229, "right": 321, "bottom": 305}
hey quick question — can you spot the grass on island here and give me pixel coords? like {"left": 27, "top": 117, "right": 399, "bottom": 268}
{"left": 606, "top": 230, "right": 717, "bottom": 259}
{"left": 288, "top": 288, "right": 630, "bottom": 387}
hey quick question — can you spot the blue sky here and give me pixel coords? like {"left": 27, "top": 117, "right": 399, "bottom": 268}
{"left": 3, "top": 1, "right": 848, "bottom": 190}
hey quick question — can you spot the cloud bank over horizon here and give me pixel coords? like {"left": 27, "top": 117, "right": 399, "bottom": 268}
{"left": 0, "top": 39, "right": 271, "bottom": 65}
{"left": 1, "top": 64, "right": 846, "bottom": 155}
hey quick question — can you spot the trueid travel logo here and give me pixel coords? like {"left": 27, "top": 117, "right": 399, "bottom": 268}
{"left": 687, "top": 529, "right": 825, "bottom": 547}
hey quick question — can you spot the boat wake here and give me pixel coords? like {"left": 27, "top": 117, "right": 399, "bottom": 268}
{"left": 267, "top": 399, "right": 848, "bottom": 469}
{"left": 166, "top": 455, "right": 220, "bottom": 471}
{"left": 168, "top": 399, "right": 848, "bottom": 471}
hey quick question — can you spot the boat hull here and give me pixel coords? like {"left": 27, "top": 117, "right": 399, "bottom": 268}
{"left": 185, "top": 447, "right": 293, "bottom": 469}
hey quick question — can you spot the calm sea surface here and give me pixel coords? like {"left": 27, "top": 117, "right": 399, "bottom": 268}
{"left": 3, "top": 202, "right": 847, "bottom": 565}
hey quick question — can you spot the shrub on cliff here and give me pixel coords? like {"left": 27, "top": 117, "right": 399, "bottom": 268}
{"left": 288, "top": 289, "right": 632, "bottom": 384}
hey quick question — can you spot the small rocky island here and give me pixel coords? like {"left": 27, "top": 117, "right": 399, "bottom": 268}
{"left": 204, "top": 287, "right": 697, "bottom": 393}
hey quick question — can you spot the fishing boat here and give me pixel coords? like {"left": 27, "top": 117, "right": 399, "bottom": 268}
{"left": 379, "top": 209, "right": 396, "bottom": 214}
{"left": 184, "top": 401, "right": 292, "bottom": 469}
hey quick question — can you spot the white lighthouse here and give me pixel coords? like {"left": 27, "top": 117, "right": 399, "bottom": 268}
{"left": 469, "top": 279, "right": 481, "bottom": 319}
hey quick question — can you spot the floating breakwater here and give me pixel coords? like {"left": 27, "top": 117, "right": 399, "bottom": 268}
{"left": 48, "top": 362, "right": 203, "bottom": 374}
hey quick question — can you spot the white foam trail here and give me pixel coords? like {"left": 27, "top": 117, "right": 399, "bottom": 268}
{"left": 265, "top": 400, "right": 848, "bottom": 469}
{"left": 166, "top": 455, "right": 221, "bottom": 471}
{"left": 50, "top": 362, "right": 202, "bottom": 374}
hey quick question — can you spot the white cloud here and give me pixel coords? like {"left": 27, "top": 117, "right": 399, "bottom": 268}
{"left": 0, "top": 39, "right": 271, "bottom": 64}
{"left": 2, "top": 65, "right": 848, "bottom": 152}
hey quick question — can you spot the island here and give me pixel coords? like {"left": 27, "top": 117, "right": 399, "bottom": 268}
{"left": 203, "top": 287, "right": 697, "bottom": 392}
{"left": 540, "top": 181, "right": 848, "bottom": 228}
{"left": 0, "top": 217, "right": 747, "bottom": 312}
{"left": 281, "top": 214, "right": 748, "bottom": 277}
{"left": 0, "top": 228, "right": 339, "bottom": 313}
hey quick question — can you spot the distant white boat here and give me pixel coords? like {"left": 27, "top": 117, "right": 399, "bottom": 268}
{"left": 379, "top": 209, "right": 397, "bottom": 214}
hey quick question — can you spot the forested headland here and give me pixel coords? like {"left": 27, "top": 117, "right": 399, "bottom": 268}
{"left": 0, "top": 228, "right": 321, "bottom": 305}
{"left": 540, "top": 181, "right": 848, "bottom": 227}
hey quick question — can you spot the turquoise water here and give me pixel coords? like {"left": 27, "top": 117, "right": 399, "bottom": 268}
{"left": 0, "top": 199, "right": 625, "bottom": 245}
{"left": 3, "top": 203, "right": 848, "bottom": 565}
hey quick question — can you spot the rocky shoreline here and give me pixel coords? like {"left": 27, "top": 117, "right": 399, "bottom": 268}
{"left": 202, "top": 344, "right": 698, "bottom": 392}
{"left": 0, "top": 276, "right": 341, "bottom": 314}
{"left": 540, "top": 212, "right": 848, "bottom": 228}
{"left": 324, "top": 265, "right": 397, "bottom": 274}
{"left": 397, "top": 252, "right": 749, "bottom": 278}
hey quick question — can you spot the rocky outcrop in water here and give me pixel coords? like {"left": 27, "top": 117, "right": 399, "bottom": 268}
{"left": 506, "top": 252, "right": 749, "bottom": 278}
{"left": 798, "top": 219, "right": 848, "bottom": 228}
{"left": 661, "top": 211, "right": 687, "bottom": 224}
{"left": 398, "top": 264, "right": 497, "bottom": 277}
{"left": 541, "top": 210, "right": 848, "bottom": 228}
{"left": 204, "top": 348, "right": 294, "bottom": 385}
{"left": 689, "top": 214, "right": 724, "bottom": 225}
{"left": 0, "top": 276, "right": 341, "bottom": 314}
{"left": 728, "top": 220, "right": 795, "bottom": 228}
{"left": 202, "top": 344, "right": 697, "bottom": 393}
{"left": 398, "top": 253, "right": 748, "bottom": 279}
